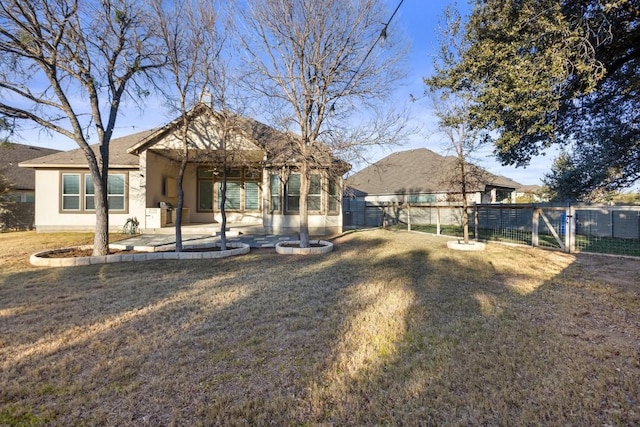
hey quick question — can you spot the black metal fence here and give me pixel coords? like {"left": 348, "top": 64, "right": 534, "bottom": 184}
{"left": 344, "top": 200, "right": 640, "bottom": 257}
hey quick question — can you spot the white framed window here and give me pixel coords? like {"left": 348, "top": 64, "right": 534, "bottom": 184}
{"left": 107, "top": 174, "right": 126, "bottom": 210}
{"left": 244, "top": 181, "right": 260, "bottom": 210}
{"left": 286, "top": 173, "right": 301, "bottom": 212}
{"left": 219, "top": 182, "right": 241, "bottom": 210}
{"left": 308, "top": 174, "right": 321, "bottom": 211}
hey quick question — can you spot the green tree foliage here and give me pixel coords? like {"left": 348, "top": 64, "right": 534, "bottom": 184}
{"left": 430, "top": 0, "right": 639, "bottom": 194}
{"left": 542, "top": 151, "right": 592, "bottom": 202}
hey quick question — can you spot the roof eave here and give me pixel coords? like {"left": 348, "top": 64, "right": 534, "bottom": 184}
{"left": 19, "top": 162, "right": 138, "bottom": 169}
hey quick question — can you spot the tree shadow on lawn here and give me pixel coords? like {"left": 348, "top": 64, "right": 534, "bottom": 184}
{"left": 0, "top": 234, "right": 388, "bottom": 423}
{"left": 1, "top": 230, "right": 639, "bottom": 425}
{"left": 300, "top": 238, "right": 640, "bottom": 425}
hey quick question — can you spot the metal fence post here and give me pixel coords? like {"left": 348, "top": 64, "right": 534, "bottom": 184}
{"left": 567, "top": 205, "right": 576, "bottom": 253}
{"left": 532, "top": 208, "right": 539, "bottom": 247}
{"left": 474, "top": 204, "right": 479, "bottom": 241}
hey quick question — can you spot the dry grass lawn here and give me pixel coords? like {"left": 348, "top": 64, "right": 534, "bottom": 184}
{"left": 1, "top": 229, "right": 639, "bottom": 426}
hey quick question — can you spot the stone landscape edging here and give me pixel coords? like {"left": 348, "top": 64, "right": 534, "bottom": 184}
{"left": 275, "top": 240, "right": 333, "bottom": 255}
{"left": 30, "top": 242, "right": 251, "bottom": 267}
{"left": 446, "top": 240, "right": 486, "bottom": 251}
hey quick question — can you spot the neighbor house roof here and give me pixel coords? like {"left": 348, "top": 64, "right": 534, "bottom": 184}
{"left": 346, "top": 148, "right": 520, "bottom": 196}
{"left": 1, "top": 143, "right": 61, "bottom": 190}
{"left": 516, "top": 184, "right": 543, "bottom": 193}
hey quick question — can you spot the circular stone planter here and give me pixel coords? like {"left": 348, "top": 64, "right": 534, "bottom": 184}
{"left": 446, "top": 240, "right": 486, "bottom": 251}
{"left": 275, "top": 240, "right": 333, "bottom": 255}
{"left": 30, "top": 242, "right": 250, "bottom": 267}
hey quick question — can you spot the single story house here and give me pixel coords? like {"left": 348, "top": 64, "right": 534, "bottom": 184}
{"left": 20, "top": 104, "right": 348, "bottom": 235}
{"left": 1, "top": 143, "right": 61, "bottom": 230}
{"left": 343, "top": 148, "right": 521, "bottom": 227}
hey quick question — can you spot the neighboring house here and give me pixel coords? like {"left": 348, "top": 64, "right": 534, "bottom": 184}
{"left": 19, "top": 104, "right": 347, "bottom": 235}
{"left": 514, "top": 184, "right": 547, "bottom": 203}
{"left": 343, "top": 148, "right": 520, "bottom": 227}
{"left": 1, "top": 143, "right": 61, "bottom": 230}
{"left": 1, "top": 143, "right": 61, "bottom": 203}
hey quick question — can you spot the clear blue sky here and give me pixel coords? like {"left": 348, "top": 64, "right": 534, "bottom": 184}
{"left": 22, "top": 0, "right": 552, "bottom": 186}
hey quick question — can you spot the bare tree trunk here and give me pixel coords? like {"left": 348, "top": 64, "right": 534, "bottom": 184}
{"left": 460, "top": 159, "right": 469, "bottom": 244}
{"left": 93, "top": 179, "right": 109, "bottom": 256}
{"left": 219, "top": 166, "right": 228, "bottom": 251}
{"left": 175, "top": 155, "right": 188, "bottom": 252}
{"left": 92, "top": 147, "right": 110, "bottom": 256}
{"left": 299, "top": 162, "right": 310, "bottom": 248}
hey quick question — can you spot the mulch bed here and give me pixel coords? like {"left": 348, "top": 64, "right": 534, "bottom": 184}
{"left": 39, "top": 248, "right": 145, "bottom": 258}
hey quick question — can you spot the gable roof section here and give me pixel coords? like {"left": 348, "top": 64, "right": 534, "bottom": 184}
{"left": 127, "top": 104, "right": 283, "bottom": 155}
{"left": 19, "top": 129, "right": 158, "bottom": 169}
{"left": 127, "top": 104, "right": 347, "bottom": 170}
{"left": 346, "top": 148, "right": 520, "bottom": 196}
{"left": 1, "top": 143, "right": 61, "bottom": 190}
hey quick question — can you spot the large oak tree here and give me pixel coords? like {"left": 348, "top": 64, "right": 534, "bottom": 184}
{"left": 430, "top": 0, "right": 639, "bottom": 199}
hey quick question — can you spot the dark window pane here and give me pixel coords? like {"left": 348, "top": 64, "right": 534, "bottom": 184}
{"left": 309, "top": 174, "right": 321, "bottom": 195}
{"left": 108, "top": 196, "right": 124, "bottom": 210}
{"left": 288, "top": 174, "right": 300, "bottom": 195}
{"left": 308, "top": 195, "right": 321, "bottom": 211}
{"left": 63, "top": 195, "right": 80, "bottom": 210}
{"left": 63, "top": 174, "right": 80, "bottom": 194}
{"left": 199, "top": 180, "right": 213, "bottom": 211}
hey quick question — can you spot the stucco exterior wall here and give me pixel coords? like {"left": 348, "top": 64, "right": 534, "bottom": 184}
{"left": 33, "top": 168, "right": 143, "bottom": 232}
{"left": 31, "top": 151, "right": 344, "bottom": 236}
{"left": 262, "top": 211, "right": 342, "bottom": 236}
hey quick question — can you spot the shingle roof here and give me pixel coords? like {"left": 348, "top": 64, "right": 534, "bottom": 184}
{"left": 18, "top": 104, "right": 347, "bottom": 172}
{"left": 128, "top": 104, "right": 343, "bottom": 169}
{"left": 516, "top": 184, "right": 543, "bottom": 193}
{"left": 19, "top": 129, "right": 157, "bottom": 169}
{"left": 345, "top": 148, "right": 520, "bottom": 196}
{"left": 1, "top": 143, "right": 61, "bottom": 190}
